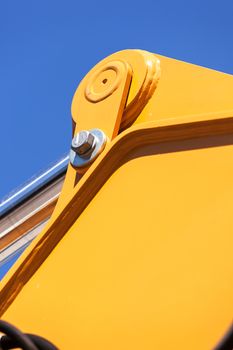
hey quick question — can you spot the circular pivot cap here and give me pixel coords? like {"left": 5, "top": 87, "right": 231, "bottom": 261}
{"left": 85, "top": 61, "right": 125, "bottom": 103}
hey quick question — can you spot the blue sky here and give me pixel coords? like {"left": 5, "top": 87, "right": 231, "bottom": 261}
{"left": 0, "top": 0, "right": 233, "bottom": 200}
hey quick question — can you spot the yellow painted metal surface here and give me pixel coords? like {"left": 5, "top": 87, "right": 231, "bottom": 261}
{"left": 1, "top": 50, "right": 233, "bottom": 349}
{"left": 2, "top": 136, "right": 233, "bottom": 349}
{"left": 137, "top": 53, "right": 233, "bottom": 125}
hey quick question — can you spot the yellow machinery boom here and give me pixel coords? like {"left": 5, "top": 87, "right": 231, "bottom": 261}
{"left": 0, "top": 49, "right": 233, "bottom": 349}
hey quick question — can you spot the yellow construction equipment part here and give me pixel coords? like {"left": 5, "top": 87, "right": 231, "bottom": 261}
{"left": 0, "top": 49, "right": 233, "bottom": 349}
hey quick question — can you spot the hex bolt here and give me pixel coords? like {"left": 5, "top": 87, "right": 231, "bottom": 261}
{"left": 71, "top": 130, "right": 96, "bottom": 156}
{"left": 70, "top": 128, "right": 107, "bottom": 170}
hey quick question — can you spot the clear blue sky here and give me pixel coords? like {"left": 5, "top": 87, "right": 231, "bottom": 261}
{"left": 0, "top": 0, "right": 233, "bottom": 200}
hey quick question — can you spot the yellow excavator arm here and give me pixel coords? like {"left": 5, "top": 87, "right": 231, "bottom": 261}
{"left": 0, "top": 49, "right": 233, "bottom": 349}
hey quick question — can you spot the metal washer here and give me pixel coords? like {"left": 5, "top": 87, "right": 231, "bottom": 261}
{"left": 70, "top": 129, "right": 107, "bottom": 170}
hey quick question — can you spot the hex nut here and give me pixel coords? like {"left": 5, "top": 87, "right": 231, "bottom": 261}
{"left": 71, "top": 131, "right": 95, "bottom": 156}
{"left": 69, "top": 128, "right": 107, "bottom": 170}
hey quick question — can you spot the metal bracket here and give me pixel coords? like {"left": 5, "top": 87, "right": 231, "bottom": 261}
{"left": 54, "top": 50, "right": 160, "bottom": 214}
{"left": 70, "top": 50, "right": 161, "bottom": 172}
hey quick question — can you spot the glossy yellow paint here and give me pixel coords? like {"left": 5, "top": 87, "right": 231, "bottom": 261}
{"left": 72, "top": 58, "right": 132, "bottom": 140}
{"left": 71, "top": 50, "right": 161, "bottom": 137}
{"left": 54, "top": 50, "right": 160, "bottom": 213}
{"left": 137, "top": 53, "right": 233, "bottom": 125}
{"left": 1, "top": 50, "right": 233, "bottom": 349}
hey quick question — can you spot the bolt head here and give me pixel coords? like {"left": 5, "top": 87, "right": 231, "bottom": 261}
{"left": 70, "top": 128, "right": 107, "bottom": 170}
{"left": 71, "top": 130, "right": 95, "bottom": 155}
